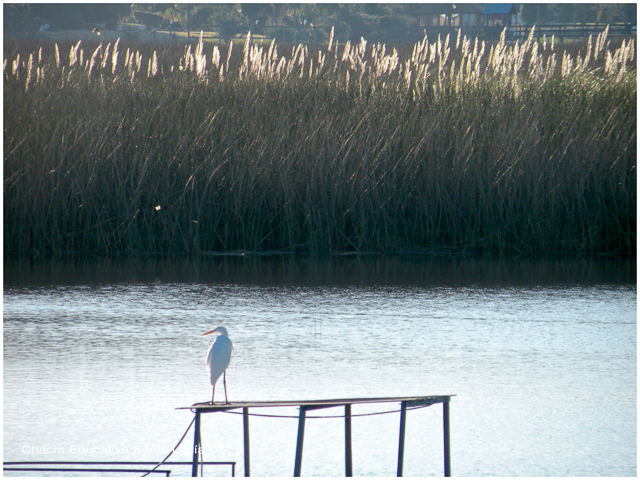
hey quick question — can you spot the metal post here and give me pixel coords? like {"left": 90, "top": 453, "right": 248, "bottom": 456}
{"left": 243, "top": 408, "right": 251, "bottom": 477}
{"left": 397, "top": 401, "right": 407, "bottom": 477}
{"left": 345, "top": 404, "right": 353, "bottom": 477}
{"left": 443, "top": 400, "right": 451, "bottom": 477}
{"left": 293, "top": 406, "right": 306, "bottom": 477}
{"left": 191, "top": 409, "right": 201, "bottom": 477}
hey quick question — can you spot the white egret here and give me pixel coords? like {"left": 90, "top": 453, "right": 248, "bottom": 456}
{"left": 201, "top": 326, "right": 233, "bottom": 404}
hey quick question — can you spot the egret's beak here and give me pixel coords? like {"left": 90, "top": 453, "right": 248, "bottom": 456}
{"left": 202, "top": 329, "right": 218, "bottom": 336}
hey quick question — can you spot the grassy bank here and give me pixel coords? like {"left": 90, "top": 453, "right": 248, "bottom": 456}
{"left": 4, "top": 29, "right": 636, "bottom": 256}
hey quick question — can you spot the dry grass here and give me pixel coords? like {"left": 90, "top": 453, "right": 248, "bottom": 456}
{"left": 4, "top": 28, "right": 636, "bottom": 256}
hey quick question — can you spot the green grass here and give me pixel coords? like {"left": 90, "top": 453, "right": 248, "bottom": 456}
{"left": 156, "top": 29, "right": 273, "bottom": 43}
{"left": 4, "top": 29, "right": 636, "bottom": 256}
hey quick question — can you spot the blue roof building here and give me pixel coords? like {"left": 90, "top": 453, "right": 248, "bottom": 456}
{"left": 482, "top": 4, "right": 518, "bottom": 26}
{"left": 415, "top": 4, "right": 518, "bottom": 27}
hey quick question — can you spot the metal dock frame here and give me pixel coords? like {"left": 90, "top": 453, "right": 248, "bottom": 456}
{"left": 3, "top": 461, "right": 235, "bottom": 476}
{"left": 181, "top": 395, "right": 453, "bottom": 477}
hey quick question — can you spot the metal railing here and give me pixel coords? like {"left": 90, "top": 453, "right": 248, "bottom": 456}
{"left": 3, "top": 461, "right": 236, "bottom": 477}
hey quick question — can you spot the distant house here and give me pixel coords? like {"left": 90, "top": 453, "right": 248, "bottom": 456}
{"left": 415, "top": 4, "right": 518, "bottom": 28}
{"left": 482, "top": 4, "right": 517, "bottom": 26}
{"left": 415, "top": 4, "right": 484, "bottom": 27}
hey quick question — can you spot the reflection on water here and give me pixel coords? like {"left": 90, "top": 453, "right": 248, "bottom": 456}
{"left": 3, "top": 256, "right": 637, "bottom": 476}
{"left": 4, "top": 255, "right": 636, "bottom": 287}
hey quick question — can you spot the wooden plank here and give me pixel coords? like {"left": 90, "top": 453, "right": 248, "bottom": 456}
{"left": 406, "top": 397, "right": 449, "bottom": 407}
{"left": 179, "top": 395, "right": 454, "bottom": 411}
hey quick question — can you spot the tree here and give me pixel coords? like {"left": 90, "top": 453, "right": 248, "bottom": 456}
{"left": 596, "top": 4, "right": 626, "bottom": 23}
{"left": 520, "top": 3, "right": 632, "bottom": 24}
{"left": 31, "top": 4, "right": 85, "bottom": 29}
{"left": 4, "top": 4, "right": 34, "bottom": 32}
{"left": 134, "top": 11, "right": 165, "bottom": 28}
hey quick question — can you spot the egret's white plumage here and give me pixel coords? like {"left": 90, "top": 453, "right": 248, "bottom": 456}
{"left": 202, "top": 326, "right": 233, "bottom": 404}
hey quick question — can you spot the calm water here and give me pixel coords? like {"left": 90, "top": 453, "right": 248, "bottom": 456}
{"left": 3, "top": 256, "right": 637, "bottom": 476}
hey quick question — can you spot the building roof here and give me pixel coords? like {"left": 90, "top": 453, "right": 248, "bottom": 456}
{"left": 415, "top": 4, "right": 484, "bottom": 15}
{"left": 482, "top": 4, "right": 517, "bottom": 15}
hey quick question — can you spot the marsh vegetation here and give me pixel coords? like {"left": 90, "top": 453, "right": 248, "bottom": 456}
{"left": 4, "top": 28, "right": 636, "bottom": 256}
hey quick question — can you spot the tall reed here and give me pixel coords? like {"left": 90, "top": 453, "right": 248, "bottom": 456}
{"left": 4, "top": 30, "right": 636, "bottom": 256}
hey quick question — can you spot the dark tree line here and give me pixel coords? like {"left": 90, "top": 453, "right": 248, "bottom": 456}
{"left": 4, "top": 3, "right": 636, "bottom": 37}
{"left": 520, "top": 4, "right": 636, "bottom": 25}
{"left": 4, "top": 4, "right": 129, "bottom": 32}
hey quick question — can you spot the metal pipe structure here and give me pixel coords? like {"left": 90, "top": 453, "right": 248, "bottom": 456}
{"left": 345, "top": 404, "right": 353, "bottom": 477}
{"left": 180, "top": 395, "right": 454, "bottom": 478}
{"left": 397, "top": 401, "right": 408, "bottom": 477}
{"left": 243, "top": 407, "right": 251, "bottom": 477}
{"left": 293, "top": 406, "right": 307, "bottom": 476}
{"left": 443, "top": 400, "right": 451, "bottom": 477}
{"left": 5, "top": 462, "right": 235, "bottom": 477}
{"left": 4, "top": 467, "right": 172, "bottom": 476}
{"left": 191, "top": 409, "right": 201, "bottom": 477}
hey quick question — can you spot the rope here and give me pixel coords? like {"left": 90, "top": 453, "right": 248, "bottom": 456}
{"left": 218, "top": 404, "right": 430, "bottom": 419}
{"left": 141, "top": 416, "right": 195, "bottom": 477}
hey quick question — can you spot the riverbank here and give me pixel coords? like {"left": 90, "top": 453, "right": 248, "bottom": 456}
{"left": 4, "top": 30, "right": 636, "bottom": 256}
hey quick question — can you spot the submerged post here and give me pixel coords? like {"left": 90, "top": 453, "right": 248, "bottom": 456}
{"left": 293, "top": 406, "right": 307, "bottom": 476}
{"left": 191, "top": 409, "right": 201, "bottom": 477}
{"left": 345, "top": 404, "right": 353, "bottom": 477}
{"left": 243, "top": 407, "right": 250, "bottom": 477}
{"left": 443, "top": 400, "right": 451, "bottom": 477}
{"left": 397, "top": 401, "right": 407, "bottom": 477}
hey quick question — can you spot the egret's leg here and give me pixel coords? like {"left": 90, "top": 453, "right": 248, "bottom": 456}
{"left": 211, "top": 384, "right": 216, "bottom": 404}
{"left": 223, "top": 371, "right": 228, "bottom": 404}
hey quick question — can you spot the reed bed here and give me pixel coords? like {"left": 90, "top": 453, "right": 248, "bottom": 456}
{"left": 4, "top": 28, "right": 636, "bottom": 256}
